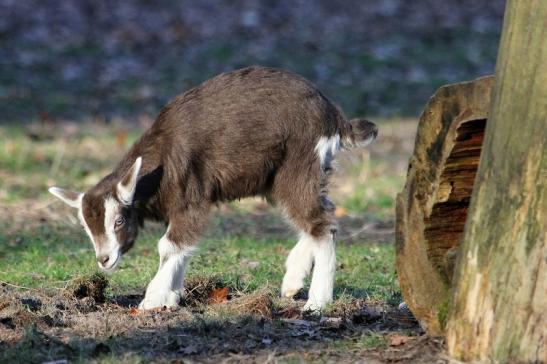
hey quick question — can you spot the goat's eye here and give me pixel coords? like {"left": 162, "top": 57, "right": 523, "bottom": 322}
{"left": 115, "top": 217, "right": 125, "bottom": 227}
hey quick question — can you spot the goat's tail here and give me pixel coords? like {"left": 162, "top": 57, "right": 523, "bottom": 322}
{"left": 341, "top": 118, "right": 378, "bottom": 148}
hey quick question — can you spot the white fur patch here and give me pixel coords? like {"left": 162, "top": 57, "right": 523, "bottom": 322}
{"left": 103, "top": 197, "right": 120, "bottom": 249}
{"left": 117, "top": 156, "right": 142, "bottom": 205}
{"left": 139, "top": 230, "right": 197, "bottom": 310}
{"left": 314, "top": 135, "right": 340, "bottom": 167}
{"left": 48, "top": 187, "right": 82, "bottom": 209}
{"left": 303, "top": 232, "right": 336, "bottom": 312}
{"left": 281, "top": 233, "right": 315, "bottom": 298}
{"left": 99, "top": 197, "right": 122, "bottom": 270}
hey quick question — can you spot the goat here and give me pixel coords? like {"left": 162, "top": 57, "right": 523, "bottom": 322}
{"left": 49, "top": 66, "right": 378, "bottom": 311}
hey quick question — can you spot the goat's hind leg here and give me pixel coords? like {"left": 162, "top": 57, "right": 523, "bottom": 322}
{"left": 278, "top": 195, "right": 337, "bottom": 311}
{"left": 302, "top": 227, "right": 336, "bottom": 311}
{"left": 281, "top": 233, "right": 315, "bottom": 298}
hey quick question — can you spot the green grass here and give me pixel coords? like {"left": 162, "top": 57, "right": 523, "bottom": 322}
{"left": 0, "top": 224, "right": 397, "bottom": 304}
{"left": 0, "top": 125, "right": 142, "bottom": 202}
{"left": 0, "top": 121, "right": 407, "bottom": 301}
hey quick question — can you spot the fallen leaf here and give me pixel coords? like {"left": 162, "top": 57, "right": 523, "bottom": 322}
{"left": 389, "top": 334, "right": 412, "bottom": 346}
{"left": 334, "top": 206, "right": 348, "bottom": 217}
{"left": 129, "top": 307, "right": 140, "bottom": 316}
{"left": 208, "top": 287, "right": 229, "bottom": 304}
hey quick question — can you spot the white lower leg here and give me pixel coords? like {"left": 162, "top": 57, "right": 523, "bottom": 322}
{"left": 303, "top": 232, "right": 336, "bottom": 312}
{"left": 281, "top": 233, "right": 315, "bottom": 298}
{"left": 139, "top": 234, "right": 196, "bottom": 309}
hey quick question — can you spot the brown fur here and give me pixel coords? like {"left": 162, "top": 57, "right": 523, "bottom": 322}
{"left": 84, "top": 66, "right": 377, "bottom": 250}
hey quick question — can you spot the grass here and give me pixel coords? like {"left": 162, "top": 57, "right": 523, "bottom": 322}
{"left": 0, "top": 120, "right": 440, "bottom": 363}
{"left": 0, "top": 225, "right": 397, "bottom": 303}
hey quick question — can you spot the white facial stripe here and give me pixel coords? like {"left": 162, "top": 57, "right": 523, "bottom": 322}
{"left": 104, "top": 197, "right": 121, "bottom": 252}
{"left": 314, "top": 135, "right": 340, "bottom": 167}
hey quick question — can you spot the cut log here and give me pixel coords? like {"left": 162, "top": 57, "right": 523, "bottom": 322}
{"left": 395, "top": 75, "right": 494, "bottom": 334}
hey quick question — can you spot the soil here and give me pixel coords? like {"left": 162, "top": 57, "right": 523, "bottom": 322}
{"left": 0, "top": 279, "right": 446, "bottom": 363}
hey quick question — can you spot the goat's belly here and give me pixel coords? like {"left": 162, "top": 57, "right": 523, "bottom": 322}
{"left": 207, "top": 151, "right": 282, "bottom": 202}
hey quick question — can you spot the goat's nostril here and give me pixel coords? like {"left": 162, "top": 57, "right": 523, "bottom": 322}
{"left": 98, "top": 255, "right": 110, "bottom": 265}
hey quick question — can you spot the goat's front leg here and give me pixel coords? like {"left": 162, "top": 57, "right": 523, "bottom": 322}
{"left": 139, "top": 209, "right": 208, "bottom": 310}
{"left": 138, "top": 233, "right": 196, "bottom": 309}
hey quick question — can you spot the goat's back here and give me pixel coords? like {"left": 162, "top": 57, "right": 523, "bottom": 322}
{"left": 130, "top": 66, "right": 347, "bottom": 204}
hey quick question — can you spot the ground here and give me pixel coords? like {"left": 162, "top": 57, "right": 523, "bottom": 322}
{"left": 0, "top": 119, "right": 447, "bottom": 363}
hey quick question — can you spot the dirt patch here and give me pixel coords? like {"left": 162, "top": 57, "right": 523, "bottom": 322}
{"left": 68, "top": 272, "right": 109, "bottom": 303}
{"left": 0, "top": 280, "right": 445, "bottom": 363}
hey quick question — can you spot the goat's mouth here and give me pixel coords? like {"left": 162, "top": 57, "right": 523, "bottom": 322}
{"left": 99, "top": 250, "right": 121, "bottom": 272}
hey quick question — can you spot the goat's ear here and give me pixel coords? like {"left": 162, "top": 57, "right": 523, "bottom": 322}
{"left": 117, "top": 157, "right": 142, "bottom": 205}
{"left": 48, "top": 187, "right": 82, "bottom": 209}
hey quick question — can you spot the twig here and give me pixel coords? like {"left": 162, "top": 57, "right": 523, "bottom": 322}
{"left": 343, "top": 223, "right": 377, "bottom": 240}
{"left": 0, "top": 280, "right": 35, "bottom": 291}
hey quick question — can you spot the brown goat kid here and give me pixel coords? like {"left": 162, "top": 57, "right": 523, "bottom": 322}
{"left": 49, "top": 66, "right": 377, "bottom": 311}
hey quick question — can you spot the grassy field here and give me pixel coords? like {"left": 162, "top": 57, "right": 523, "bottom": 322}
{"left": 0, "top": 119, "right": 445, "bottom": 363}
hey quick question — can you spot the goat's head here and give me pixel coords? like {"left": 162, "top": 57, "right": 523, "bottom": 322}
{"left": 49, "top": 157, "right": 142, "bottom": 271}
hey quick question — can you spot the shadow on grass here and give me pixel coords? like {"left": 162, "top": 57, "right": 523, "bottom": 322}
{"left": 0, "top": 296, "right": 425, "bottom": 364}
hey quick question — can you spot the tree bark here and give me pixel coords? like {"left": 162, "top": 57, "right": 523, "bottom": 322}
{"left": 395, "top": 76, "right": 494, "bottom": 335}
{"left": 446, "top": 1, "right": 547, "bottom": 362}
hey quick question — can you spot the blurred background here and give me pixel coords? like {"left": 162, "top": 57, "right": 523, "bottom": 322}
{"left": 1, "top": 0, "right": 505, "bottom": 123}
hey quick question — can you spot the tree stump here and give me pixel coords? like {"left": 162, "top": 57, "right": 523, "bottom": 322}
{"left": 446, "top": 1, "right": 547, "bottom": 361}
{"left": 395, "top": 75, "right": 494, "bottom": 335}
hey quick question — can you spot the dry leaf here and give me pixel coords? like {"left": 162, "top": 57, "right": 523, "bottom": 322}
{"left": 389, "top": 334, "right": 412, "bottom": 346}
{"left": 208, "top": 287, "right": 229, "bottom": 304}
{"left": 129, "top": 307, "right": 140, "bottom": 316}
{"left": 334, "top": 206, "right": 348, "bottom": 217}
